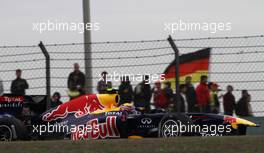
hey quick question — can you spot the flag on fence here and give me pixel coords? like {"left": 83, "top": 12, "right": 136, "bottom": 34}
{"left": 164, "top": 48, "right": 211, "bottom": 90}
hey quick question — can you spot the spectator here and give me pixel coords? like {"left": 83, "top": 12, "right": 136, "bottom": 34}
{"left": 134, "top": 75, "right": 152, "bottom": 112}
{"left": 236, "top": 90, "right": 253, "bottom": 117}
{"left": 11, "top": 69, "right": 29, "bottom": 95}
{"left": 164, "top": 82, "right": 174, "bottom": 106}
{"left": 97, "top": 71, "right": 108, "bottom": 94}
{"left": 51, "top": 92, "right": 63, "bottom": 108}
{"left": 178, "top": 84, "right": 188, "bottom": 112}
{"left": 209, "top": 82, "right": 220, "bottom": 114}
{"left": 185, "top": 76, "right": 197, "bottom": 112}
{"left": 0, "top": 78, "right": 3, "bottom": 96}
{"left": 195, "top": 75, "right": 210, "bottom": 113}
{"left": 67, "top": 63, "right": 85, "bottom": 99}
{"left": 118, "top": 76, "right": 133, "bottom": 106}
{"left": 223, "top": 85, "right": 236, "bottom": 116}
{"left": 106, "top": 81, "right": 117, "bottom": 94}
{"left": 153, "top": 81, "right": 167, "bottom": 109}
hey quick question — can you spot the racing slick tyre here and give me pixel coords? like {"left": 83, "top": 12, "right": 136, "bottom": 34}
{"left": 158, "top": 113, "right": 194, "bottom": 138}
{"left": 0, "top": 116, "right": 29, "bottom": 141}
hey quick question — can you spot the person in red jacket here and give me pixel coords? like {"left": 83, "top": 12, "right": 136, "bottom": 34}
{"left": 196, "top": 75, "right": 210, "bottom": 113}
{"left": 153, "top": 81, "right": 167, "bottom": 109}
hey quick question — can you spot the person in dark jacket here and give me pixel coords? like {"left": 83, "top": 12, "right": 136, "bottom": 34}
{"left": 223, "top": 85, "right": 236, "bottom": 116}
{"left": 134, "top": 75, "right": 152, "bottom": 112}
{"left": 164, "top": 82, "right": 174, "bottom": 106}
{"left": 51, "top": 92, "right": 63, "bottom": 108}
{"left": 177, "top": 84, "right": 188, "bottom": 112}
{"left": 236, "top": 90, "right": 252, "bottom": 117}
{"left": 0, "top": 78, "right": 3, "bottom": 96}
{"left": 11, "top": 69, "right": 29, "bottom": 95}
{"left": 97, "top": 71, "right": 108, "bottom": 94}
{"left": 185, "top": 76, "right": 197, "bottom": 112}
{"left": 118, "top": 76, "right": 133, "bottom": 106}
{"left": 67, "top": 63, "right": 85, "bottom": 98}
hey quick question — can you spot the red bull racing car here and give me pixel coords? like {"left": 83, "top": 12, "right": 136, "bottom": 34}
{"left": 0, "top": 94, "right": 258, "bottom": 141}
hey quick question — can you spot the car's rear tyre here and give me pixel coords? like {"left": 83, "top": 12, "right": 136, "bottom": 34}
{"left": 0, "top": 116, "right": 29, "bottom": 141}
{"left": 0, "top": 124, "right": 12, "bottom": 141}
{"left": 158, "top": 113, "right": 193, "bottom": 138}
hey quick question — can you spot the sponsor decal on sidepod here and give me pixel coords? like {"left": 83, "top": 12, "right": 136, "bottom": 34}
{"left": 71, "top": 116, "right": 120, "bottom": 140}
{"left": 42, "top": 95, "right": 104, "bottom": 122}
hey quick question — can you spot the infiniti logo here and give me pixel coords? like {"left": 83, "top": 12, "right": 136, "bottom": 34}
{"left": 141, "top": 118, "right": 152, "bottom": 124}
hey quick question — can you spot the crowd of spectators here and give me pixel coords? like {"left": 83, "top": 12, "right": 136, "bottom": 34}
{"left": 0, "top": 64, "right": 254, "bottom": 117}
{"left": 94, "top": 71, "right": 253, "bottom": 117}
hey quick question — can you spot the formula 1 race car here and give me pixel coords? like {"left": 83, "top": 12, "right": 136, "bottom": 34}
{"left": 0, "top": 94, "right": 258, "bottom": 141}
{"left": 41, "top": 94, "right": 258, "bottom": 139}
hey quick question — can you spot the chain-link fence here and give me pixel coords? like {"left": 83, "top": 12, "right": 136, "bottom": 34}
{"left": 1, "top": 35, "right": 264, "bottom": 116}
{"left": 0, "top": 45, "right": 46, "bottom": 95}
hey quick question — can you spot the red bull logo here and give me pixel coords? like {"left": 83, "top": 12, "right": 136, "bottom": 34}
{"left": 71, "top": 116, "right": 120, "bottom": 140}
{"left": 42, "top": 94, "right": 104, "bottom": 122}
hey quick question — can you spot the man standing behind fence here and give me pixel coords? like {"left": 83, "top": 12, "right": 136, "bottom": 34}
{"left": 195, "top": 75, "right": 210, "bottom": 113}
{"left": 223, "top": 85, "right": 236, "bottom": 116}
{"left": 97, "top": 71, "right": 108, "bottom": 94}
{"left": 67, "top": 63, "right": 85, "bottom": 99}
{"left": 163, "top": 82, "right": 174, "bottom": 108}
{"left": 185, "top": 76, "right": 197, "bottom": 112}
{"left": 10, "top": 69, "right": 29, "bottom": 95}
{"left": 118, "top": 76, "right": 133, "bottom": 106}
{"left": 134, "top": 75, "right": 152, "bottom": 112}
{"left": 0, "top": 78, "right": 3, "bottom": 96}
{"left": 236, "top": 90, "right": 253, "bottom": 117}
{"left": 153, "top": 81, "right": 167, "bottom": 109}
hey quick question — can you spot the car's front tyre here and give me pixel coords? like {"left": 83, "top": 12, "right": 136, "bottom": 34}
{"left": 158, "top": 113, "right": 193, "bottom": 138}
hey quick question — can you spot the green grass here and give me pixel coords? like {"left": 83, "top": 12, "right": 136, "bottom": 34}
{"left": 0, "top": 136, "right": 263, "bottom": 153}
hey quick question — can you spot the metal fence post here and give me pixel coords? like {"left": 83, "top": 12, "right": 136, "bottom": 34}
{"left": 39, "top": 41, "right": 51, "bottom": 110}
{"left": 167, "top": 35, "right": 181, "bottom": 113}
{"left": 83, "top": 0, "right": 93, "bottom": 94}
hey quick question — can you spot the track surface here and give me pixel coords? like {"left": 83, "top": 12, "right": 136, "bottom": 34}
{"left": 0, "top": 136, "right": 263, "bottom": 153}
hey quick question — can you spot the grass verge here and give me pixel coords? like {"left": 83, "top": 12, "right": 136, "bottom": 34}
{"left": 0, "top": 136, "right": 263, "bottom": 153}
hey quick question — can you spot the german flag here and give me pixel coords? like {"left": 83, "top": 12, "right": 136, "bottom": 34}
{"left": 164, "top": 48, "right": 211, "bottom": 90}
